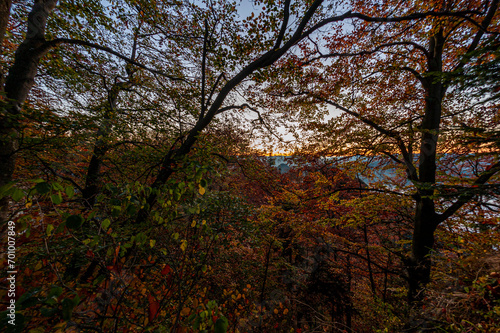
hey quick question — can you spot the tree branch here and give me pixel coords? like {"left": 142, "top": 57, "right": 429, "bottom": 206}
{"left": 319, "top": 98, "right": 419, "bottom": 183}
{"left": 40, "top": 38, "right": 186, "bottom": 81}
{"left": 273, "top": 0, "right": 291, "bottom": 50}
{"left": 304, "top": 41, "right": 430, "bottom": 66}
{"left": 453, "top": 0, "right": 500, "bottom": 72}
{"left": 437, "top": 160, "right": 500, "bottom": 224}
{"left": 200, "top": 19, "right": 209, "bottom": 120}
{"left": 303, "top": 9, "right": 483, "bottom": 38}
{"left": 35, "top": 155, "right": 84, "bottom": 193}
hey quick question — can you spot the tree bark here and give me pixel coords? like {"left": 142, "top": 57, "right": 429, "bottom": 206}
{"left": 0, "top": 0, "right": 58, "bottom": 255}
{"left": 407, "top": 30, "right": 445, "bottom": 303}
{"left": 0, "top": 0, "right": 12, "bottom": 85}
{"left": 82, "top": 81, "right": 132, "bottom": 208}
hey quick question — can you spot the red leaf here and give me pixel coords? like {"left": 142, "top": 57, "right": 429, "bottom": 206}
{"left": 148, "top": 294, "right": 160, "bottom": 322}
{"left": 161, "top": 264, "right": 172, "bottom": 276}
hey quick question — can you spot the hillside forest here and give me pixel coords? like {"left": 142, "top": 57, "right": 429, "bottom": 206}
{"left": 0, "top": 0, "right": 499, "bottom": 332}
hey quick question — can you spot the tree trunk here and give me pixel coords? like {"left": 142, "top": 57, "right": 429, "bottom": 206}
{"left": 0, "top": 0, "right": 12, "bottom": 84}
{"left": 0, "top": 1, "right": 58, "bottom": 250}
{"left": 0, "top": 0, "right": 11, "bottom": 46}
{"left": 408, "top": 197, "right": 439, "bottom": 302}
{"left": 82, "top": 83, "right": 128, "bottom": 208}
{"left": 407, "top": 30, "right": 445, "bottom": 303}
{"left": 82, "top": 128, "right": 109, "bottom": 208}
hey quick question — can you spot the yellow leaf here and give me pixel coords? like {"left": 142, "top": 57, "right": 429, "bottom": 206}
{"left": 34, "top": 262, "right": 43, "bottom": 271}
{"left": 26, "top": 201, "right": 32, "bottom": 208}
{"left": 202, "top": 220, "right": 206, "bottom": 225}
{"left": 46, "top": 224, "right": 54, "bottom": 237}
{"left": 283, "top": 308, "right": 289, "bottom": 315}
{"left": 180, "top": 240, "right": 187, "bottom": 252}
{"left": 273, "top": 308, "right": 278, "bottom": 314}
{"left": 191, "top": 220, "right": 196, "bottom": 227}
{"left": 198, "top": 185, "right": 205, "bottom": 195}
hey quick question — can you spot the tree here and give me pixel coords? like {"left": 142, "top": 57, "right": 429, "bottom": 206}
{"left": 0, "top": 0, "right": 180, "bottom": 229}
{"left": 258, "top": 0, "right": 500, "bottom": 305}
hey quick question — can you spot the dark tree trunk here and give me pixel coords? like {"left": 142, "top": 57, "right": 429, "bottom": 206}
{"left": 82, "top": 128, "right": 109, "bottom": 208}
{"left": 363, "top": 224, "right": 377, "bottom": 297}
{"left": 405, "top": 0, "right": 500, "bottom": 305}
{"left": 81, "top": 83, "right": 128, "bottom": 208}
{"left": 407, "top": 30, "right": 444, "bottom": 303}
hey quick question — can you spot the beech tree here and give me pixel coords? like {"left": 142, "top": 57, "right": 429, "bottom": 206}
{"left": 258, "top": 0, "right": 500, "bottom": 304}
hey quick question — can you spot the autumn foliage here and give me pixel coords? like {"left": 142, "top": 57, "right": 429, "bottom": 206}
{"left": 1, "top": 0, "right": 499, "bottom": 332}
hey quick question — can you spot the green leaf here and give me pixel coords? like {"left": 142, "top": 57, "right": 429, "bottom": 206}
{"left": 72, "top": 295, "right": 80, "bottom": 307}
{"left": 200, "top": 179, "right": 207, "bottom": 188}
{"left": 41, "top": 307, "right": 58, "bottom": 317}
{"left": 174, "top": 189, "right": 181, "bottom": 201}
{"left": 126, "top": 204, "right": 137, "bottom": 215}
{"left": 101, "top": 218, "right": 111, "bottom": 230}
{"left": 112, "top": 206, "right": 121, "bottom": 217}
{"left": 0, "top": 182, "right": 14, "bottom": 198}
{"left": 66, "top": 215, "right": 84, "bottom": 230}
{"left": 35, "top": 182, "right": 51, "bottom": 194}
{"left": 135, "top": 232, "right": 147, "bottom": 245}
{"left": 55, "top": 223, "right": 65, "bottom": 234}
{"left": 65, "top": 186, "right": 74, "bottom": 199}
{"left": 62, "top": 298, "right": 75, "bottom": 320}
{"left": 46, "top": 224, "right": 54, "bottom": 236}
{"left": 51, "top": 192, "right": 63, "bottom": 205}
{"left": 214, "top": 317, "right": 229, "bottom": 333}
{"left": 194, "top": 316, "right": 201, "bottom": 329}
{"left": 17, "top": 287, "right": 41, "bottom": 307}
{"left": 12, "top": 188, "right": 24, "bottom": 202}
{"left": 47, "top": 285, "right": 63, "bottom": 300}
{"left": 52, "top": 182, "right": 64, "bottom": 191}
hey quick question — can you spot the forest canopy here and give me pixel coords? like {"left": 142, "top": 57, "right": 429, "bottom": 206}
{"left": 0, "top": 0, "right": 499, "bottom": 332}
